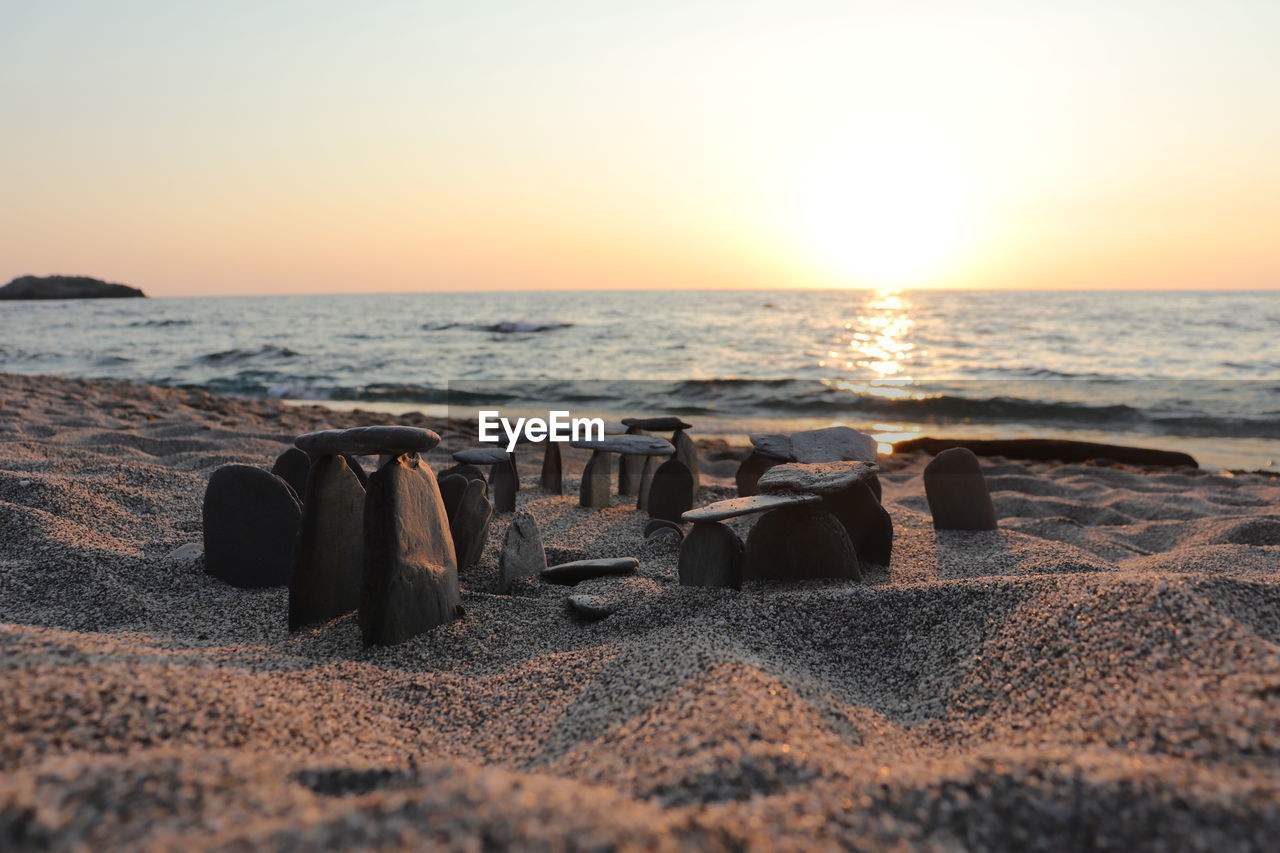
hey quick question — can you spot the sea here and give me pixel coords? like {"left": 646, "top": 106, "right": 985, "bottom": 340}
{"left": 2, "top": 289, "right": 1277, "bottom": 471}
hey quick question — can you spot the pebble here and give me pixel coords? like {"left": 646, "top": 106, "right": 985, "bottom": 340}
{"left": 541, "top": 557, "right": 639, "bottom": 585}
{"left": 566, "top": 594, "right": 615, "bottom": 621}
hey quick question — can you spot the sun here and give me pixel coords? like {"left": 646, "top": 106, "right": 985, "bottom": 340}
{"left": 791, "top": 145, "right": 977, "bottom": 289}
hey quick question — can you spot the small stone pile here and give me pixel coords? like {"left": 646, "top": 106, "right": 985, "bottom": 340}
{"left": 736, "top": 426, "right": 879, "bottom": 499}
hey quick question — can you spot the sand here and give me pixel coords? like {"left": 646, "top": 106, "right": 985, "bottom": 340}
{"left": 2, "top": 372, "right": 1279, "bottom": 850}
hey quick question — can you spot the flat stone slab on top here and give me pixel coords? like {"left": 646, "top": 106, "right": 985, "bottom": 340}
{"left": 452, "top": 447, "right": 511, "bottom": 465}
{"left": 750, "top": 426, "right": 876, "bottom": 463}
{"left": 570, "top": 435, "right": 674, "bottom": 455}
{"left": 682, "top": 492, "right": 821, "bottom": 523}
{"left": 758, "top": 461, "right": 879, "bottom": 495}
{"left": 621, "top": 416, "right": 693, "bottom": 432}
{"left": 296, "top": 425, "right": 440, "bottom": 456}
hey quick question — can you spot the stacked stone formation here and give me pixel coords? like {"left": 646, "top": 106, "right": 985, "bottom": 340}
{"left": 737, "top": 426, "right": 879, "bottom": 498}
{"left": 757, "top": 460, "right": 891, "bottom": 570}
{"left": 453, "top": 447, "right": 517, "bottom": 513}
{"left": 619, "top": 416, "right": 699, "bottom": 512}
{"left": 678, "top": 493, "right": 821, "bottom": 588}
{"left": 289, "top": 425, "right": 461, "bottom": 646}
{"left": 570, "top": 434, "right": 674, "bottom": 510}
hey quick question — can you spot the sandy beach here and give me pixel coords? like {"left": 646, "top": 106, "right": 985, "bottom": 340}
{"left": 2, "top": 371, "right": 1279, "bottom": 850}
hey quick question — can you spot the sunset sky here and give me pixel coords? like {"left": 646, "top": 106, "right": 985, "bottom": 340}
{"left": 3, "top": 1, "right": 1277, "bottom": 296}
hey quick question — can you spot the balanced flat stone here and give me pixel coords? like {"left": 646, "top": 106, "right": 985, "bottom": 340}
{"left": 271, "top": 447, "right": 311, "bottom": 500}
{"left": 822, "top": 481, "right": 893, "bottom": 567}
{"left": 438, "top": 473, "right": 468, "bottom": 520}
{"left": 360, "top": 453, "right": 462, "bottom": 646}
{"left": 646, "top": 459, "right": 694, "bottom": 523}
{"left": 579, "top": 450, "right": 613, "bottom": 509}
{"left": 621, "top": 416, "right": 692, "bottom": 432}
{"left": 735, "top": 451, "right": 783, "bottom": 497}
{"left": 924, "top": 447, "right": 998, "bottom": 531}
{"left": 566, "top": 594, "right": 615, "bottom": 622}
{"left": 203, "top": 465, "right": 301, "bottom": 588}
{"left": 453, "top": 447, "right": 510, "bottom": 465}
{"left": 678, "top": 521, "right": 744, "bottom": 588}
{"left": 672, "top": 429, "right": 700, "bottom": 497}
{"left": 296, "top": 425, "right": 440, "bottom": 456}
{"left": 790, "top": 426, "right": 877, "bottom": 463}
{"left": 540, "top": 442, "right": 563, "bottom": 493}
{"left": 749, "top": 433, "right": 794, "bottom": 461}
{"left": 450, "top": 477, "right": 493, "bottom": 571}
{"left": 570, "top": 435, "right": 674, "bottom": 455}
{"left": 541, "top": 557, "right": 639, "bottom": 585}
{"left": 498, "top": 510, "right": 545, "bottom": 592}
{"left": 289, "top": 454, "right": 365, "bottom": 631}
{"left": 489, "top": 459, "right": 517, "bottom": 513}
{"left": 682, "top": 492, "right": 821, "bottom": 523}
{"left": 758, "top": 461, "right": 879, "bottom": 495}
{"left": 602, "top": 421, "right": 630, "bottom": 435}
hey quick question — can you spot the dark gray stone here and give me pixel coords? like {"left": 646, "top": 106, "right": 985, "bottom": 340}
{"left": 203, "top": 465, "right": 301, "bottom": 589}
{"left": 758, "top": 461, "right": 878, "bottom": 495}
{"left": 621, "top": 416, "right": 693, "bottom": 431}
{"left": 540, "top": 442, "right": 563, "bottom": 493}
{"left": 678, "top": 521, "right": 743, "bottom": 588}
{"left": 569, "top": 435, "right": 674, "bottom": 455}
{"left": 742, "top": 506, "right": 861, "bottom": 582}
{"left": 271, "top": 447, "right": 310, "bottom": 499}
{"left": 579, "top": 449, "right": 612, "bottom": 509}
{"left": 498, "top": 511, "right": 545, "bottom": 592}
{"left": 636, "top": 455, "right": 655, "bottom": 511}
{"left": 360, "top": 453, "right": 462, "bottom": 646}
{"left": 490, "top": 459, "right": 517, "bottom": 513}
{"left": 617, "top": 425, "right": 646, "bottom": 496}
{"left": 566, "top": 594, "right": 615, "bottom": 621}
{"left": 672, "top": 429, "right": 700, "bottom": 498}
{"left": 289, "top": 454, "right": 365, "bottom": 631}
{"left": 749, "top": 433, "right": 794, "bottom": 461}
{"left": 822, "top": 481, "right": 893, "bottom": 567}
{"left": 682, "top": 492, "right": 821, "bottom": 523}
{"left": 439, "top": 474, "right": 468, "bottom": 520}
{"left": 924, "top": 447, "right": 997, "bottom": 530}
{"left": 646, "top": 459, "right": 694, "bottom": 523}
{"left": 644, "top": 518, "right": 684, "bottom": 540}
{"left": 297, "top": 426, "right": 440, "bottom": 456}
{"left": 541, "top": 557, "right": 639, "bottom": 585}
{"left": 735, "top": 451, "right": 783, "bottom": 497}
{"left": 453, "top": 447, "right": 511, "bottom": 465}
{"left": 450, "top": 478, "right": 493, "bottom": 572}
{"left": 439, "top": 462, "right": 487, "bottom": 484}
{"left": 790, "top": 426, "right": 877, "bottom": 463}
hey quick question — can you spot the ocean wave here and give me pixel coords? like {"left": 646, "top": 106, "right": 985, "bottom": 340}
{"left": 128, "top": 319, "right": 192, "bottom": 328}
{"left": 480, "top": 321, "right": 573, "bottom": 333}
{"left": 195, "top": 345, "right": 301, "bottom": 364}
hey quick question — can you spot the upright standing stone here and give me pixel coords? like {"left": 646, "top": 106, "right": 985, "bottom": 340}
{"left": 541, "top": 442, "right": 563, "bottom": 493}
{"left": 202, "top": 465, "right": 301, "bottom": 588}
{"left": 360, "top": 454, "right": 462, "bottom": 646}
{"left": 618, "top": 425, "right": 646, "bottom": 496}
{"left": 270, "top": 447, "right": 310, "bottom": 500}
{"left": 735, "top": 451, "right": 782, "bottom": 497}
{"left": 742, "top": 505, "right": 861, "bottom": 582}
{"left": 438, "top": 473, "right": 468, "bottom": 520}
{"left": 636, "top": 456, "right": 655, "bottom": 511}
{"left": 289, "top": 454, "right": 365, "bottom": 631}
{"left": 498, "top": 510, "right": 545, "bottom": 592}
{"left": 678, "top": 521, "right": 743, "bottom": 589}
{"left": 490, "top": 459, "right": 517, "bottom": 513}
{"left": 450, "top": 478, "right": 493, "bottom": 572}
{"left": 923, "top": 447, "right": 998, "bottom": 530}
{"left": 672, "top": 429, "right": 700, "bottom": 500}
{"left": 579, "top": 450, "right": 613, "bottom": 509}
{"left": 821, "top": 481, "right": 893, "bottom": 567}
{"left": 647, "top": 459, "right": 695, "bottom": 523}
{"left": 439, "top": 462, "right": 487, "bottom": 485}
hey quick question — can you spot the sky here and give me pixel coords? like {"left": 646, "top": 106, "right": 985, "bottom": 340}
{"left": 2, "top": 0, "right": 1278, "bottom": 296}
